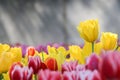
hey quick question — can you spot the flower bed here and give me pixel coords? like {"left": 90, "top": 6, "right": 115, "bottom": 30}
{"left": 0, "top": 19, "right": 120, "bottom": 80}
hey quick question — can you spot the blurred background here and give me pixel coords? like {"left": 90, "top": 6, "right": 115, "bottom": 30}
{"left": 0, "top": 0, "right": 120, "bottom": 46}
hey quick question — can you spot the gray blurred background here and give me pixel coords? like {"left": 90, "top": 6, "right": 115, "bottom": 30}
{"left": 0, "top": 0, "right": 120, "bottom": 46}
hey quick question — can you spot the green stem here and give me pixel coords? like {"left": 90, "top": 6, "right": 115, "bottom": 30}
{"left": 0, "top": 74, "right": 3, "bottom": 80}
{"left": 92, "top": 42, "right": 94, "bottom": 53}
{"left": 42, "top": 52, "right": 44, "bottom": 62}
{"left": 34, "top": 74, "right": 37, "bottom": 80}
{"left": 115, "top": 46, "right": 119, "bottom": 50}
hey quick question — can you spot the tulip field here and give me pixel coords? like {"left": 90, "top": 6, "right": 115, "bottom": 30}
{"left": 0, "top": 19, "right": 120, "bottom": 80}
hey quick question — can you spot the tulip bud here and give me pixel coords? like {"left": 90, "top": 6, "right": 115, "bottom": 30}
{"left": 99, "top": 51, "right": 118, "bottom": 79}
{"left": 9, "top": 62, "right": 23, "bottom": 80}
{"left": 9, "top": 63, "right": 33, "bottom": 80}
{"left": 86, "top": 53, "right": 100, "bottom": 70}
{"left": 26, "top": 47, "right": 35, "bottom": 56}
{"left": 22, "top": 67, "right": 33, "bottom": 80}
{"left": 62, "top": 61, "right": 78, "bottom": 73}
{"left": 44, "top": 57, "right": 58, "bottom": 71}
{"left": 100, "top": 32, "right": 118, "bottom": 50}
{"left": 28, "top": 56, "right": 41, "bottom": 74}
{"left": 40, "top": 62, "right": 47, "bottom": 70}
{"left": 77, "top": 19, "right": 99, "bottom": 42}
{"left": 10, "top": 65, "right": 23, "bottom": 80}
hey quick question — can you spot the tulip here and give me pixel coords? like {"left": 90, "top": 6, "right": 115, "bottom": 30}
{"left": 9, "top": 47, "right": 22, "bottom": 63}
{"left": 69, "top": 45, "right": 85, "bottom": 64}
{"left": 62, "top": 61, "right": 78, "bottom": 73}
{"left": 26, "top": 47, "right": 35, "bottom": 56}
{"left": 44, "top": 57, "right": 58, "bottom": 71}
{"left": 86, "top": 70, "right": 102, "bottom": 80}
{"left": 37, "top": 69, "right": 61, "bottom": 80}
{"left": 28, "top": 56, "right": 41, "bottom": 74}
{"left": 63, "top": 70, "right": 101, "bottom": 80}
{"left": 99, "top": 51, "right": 120, "bottom": 79}
{"left": 22, "top": 67, "right": 33, "bottom": 80}
{"left": 100, "top": 32, "right": 118, "bottom": 50}
{"left": 0, "top": 52, "right": 13, "bottom": 73}
{"left": 77, "top": 19, "right": 99, "bottom": 52}
{"left": 40, "top": 62, "right": 47, "bottom": 70}
{"left": 47, "top": 46, "right": 67, "bottom": 70}
{"left": 77, "top": 19, "right": 99, "bottom": 42}
{"left": 0, "top": 44, "right": 10, "bottom": 54}
{"left": 86, "top": 53, "right": 100, "bottom": 70}
{"left": 9, "top": 63, "right": 33, "bottom": 80}
{"left": 0, "top": 47, "right": 22, "bottom": 74}
{"left": 63, "top": 71, "right": 80, "bottom": 80}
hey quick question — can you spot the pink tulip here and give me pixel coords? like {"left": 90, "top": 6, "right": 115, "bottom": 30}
{"left": 62, "top": 61, "right": 78, "bottom": 73}
{"left": 9, "top": 64, "right": 33, "bottom": 80}
{"left": 86, "top": 53, "right": 100, "bottom": 70}
{"left": 86, "top": 70, "right": 102, "bottom": 80}
{"left": 37, "top": 69, "right": 61, "bottom": 80}
{"left": 63, "top": 71, "right": 80, "bottom": 80}
{"left": 28, "top": 56, "right": 41, "bottom": 74}
{"left": 99, "top": 51, "right": 120, "bottom": 79}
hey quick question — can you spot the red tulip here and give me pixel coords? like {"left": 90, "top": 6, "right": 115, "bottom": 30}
{"left": 26, "top": 47, "right": 35, "bottom": 56}
{"left": 44, "top": 57, "right": 58, "bottom": 71}
{"left": 28, "top": 56, "right": 41, "bottom": 74}
{"left": 40, "top": 62, "right": 47, "bottom": 70}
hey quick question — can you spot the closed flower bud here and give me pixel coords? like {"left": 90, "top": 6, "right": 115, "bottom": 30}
{"left": 26, "top": 47, "right": 35, "bottom": 56}
{"left": 100, "top": 32, "right": 118, "bottom": 50}
{"left": 44, "top": 57, "right": 58, "bottom": 71}
{"left": 86, "top": 53, "right": 100, "bottom": 70}
{"left": 99, "top": 51, "right": 120, "bottom": 79}
{"left": 28, "top": 56, "right": 41, "bottom": 74}
{"left": 9, "top": 63, "right": 23, "bottom": 80}
{"left": 77, "top": 19, "right": 99, "bottom": 42}
{"left": 9, "top": 63, "right": 33, "bottom": 80}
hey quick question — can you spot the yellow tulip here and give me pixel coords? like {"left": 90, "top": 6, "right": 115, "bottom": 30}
{"left": 47, "top": 46, "right": 68, "bottom": 70}
{"left": 0, "top": 52, "right": 13, "bottom": 73}
{"left": 69, "top": 45, "right": 85, "bottom": 64}
{"left": 37, "top": 52, "right": 49, "bottom": 62}
{"left": 0, "top": 47, "right": 22, "bottom": 73}
{"left": 9, "top": 47, "right": 22, "bottom": 62}
{"left": 77, "top": 19, "right": 99, "bottom": 42}
{"left": 0, "top": 44, "right": 10, "bottom": 57}
{"left": 100, "top": 32, "right": 118, "bottom": 50}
